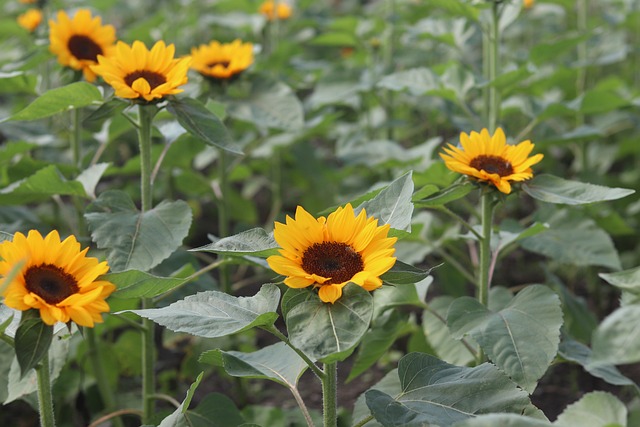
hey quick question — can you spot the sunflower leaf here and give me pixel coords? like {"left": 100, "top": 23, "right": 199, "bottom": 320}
{"left": 447, "top": 285, "right": 563, "bottom": 393}
{"left": 199, "top": 342, "right": 309, "bottom": 387}
{"left": 284, "top": 284, "right": 373, "bottom": 362}
{"left": 85, "top": 190, "right": 192, "bottom": 272}
{"left": 3, "top": 81, "right": 102, "bottom": 122}
{"left": 14, "top": 311, "right": 53, "bottom": 378}
{"left": 381, "top": 260, "right": 433, "bottom": 285}
{"left": 522, "top": 174, "right": 635, "bottom": 205}
{"left": 123, "top": 284, "right": 280, "bottom": 338}
{"left": 190, "top": 228, "right": 279, "bottom": 257}
{"left": 365, "top": 353, "right": 530, "bottom": 427}
{"left": 591, "top": 304, "right": 640, "bottom": 366}
{"left": 451, "top": 414, "right": 552, "bottom": 427}
{"left": 414, "top": 181, "right": 475, "bottom": 207}
{"left": 356, "top": 171, "right": 414, "bottom": 232}
{"left": 554, "top": 391, "right": 627, "bottom": 427}
{"left": 105, "top": 270, "right": 186, "bottom": 299}
{"left": 167, "top": 97, "right": 242, "bottom": 155}
{"left": 156, "top": 371, "right": 204, "bottom": 426}
{"left": 0, "top": 165, "right": 87, "bottom": 205}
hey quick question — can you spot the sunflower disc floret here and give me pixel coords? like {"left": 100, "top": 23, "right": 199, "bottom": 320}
{"left": 439, "top": 127, "right": 544, "bottom": 194}
{"left": 1, "top": 230, "right": 116, "bottom": 327}
{"left": 91, "top": 40, "right": 191, "bottom": 102}
{"left": 267, "top": 204, "right": 397, "bottom": 304}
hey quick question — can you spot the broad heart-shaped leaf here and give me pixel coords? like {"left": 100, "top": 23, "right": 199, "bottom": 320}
{"left": 356, "top": 171, "right": 414, "bottom": 232}
{"left": 85, "top": 190, "right": 192, "bottom": 272}
{"left": 423, "top": 296, "right": 476, "bottom": 367}
{"left": 167, "top": 97, "right": 242, "bottom": 155}
{"left": 123, "top": 284, "right": 280, "bottom": 338}
{"left": 14, "top": 311, "right": 53, "bottom": 378}
{"left": 191, "top": 228, "right": 279, "bottom": 257}
{"left": 4, "top": 81, "right": 102, "bottom": 121}
{"left": 447, "top": 285, "right": 563, "bottom": 393}
{"left": 365, "top": 353, "right": 530, "bottom": 427}
{"left": 285, "top": 284, "right": 373, "bottom": 363}
{"left": 0, "top": 165, "right": 87, "bottom": 205}
{"left": 558, "top": 338, "right": 637, "bottom": 388}
{"left": 199, "top": 342, "right": 308, "bottom": 387}
{"left": 522, "top": 174, "right": 635, "bottom": 205}
{"left": 105, "top": 270, "right": 186, "bottom": 299}
{"left": 226, "top": 75, "right": 304, "bottom": 131}
{"left": 554, "top": 391, "right": 627, "bottom": 427}
{"left": 591, "top": 305, "right": 640, "bottom": 365}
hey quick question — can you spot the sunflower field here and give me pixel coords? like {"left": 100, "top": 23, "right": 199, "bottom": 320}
{"left": 1, "top": 0, "right": 640, "bottom": 426}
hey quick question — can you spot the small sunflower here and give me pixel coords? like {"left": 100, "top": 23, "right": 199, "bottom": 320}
{"left": 1, "top": 230, "right": 115, "bottom": 327}
{"left": 259, "top": 0, "right": 292, "bottom": 20}
{"left": 49, "top": 9, "right": 116, "bottom": 82}
{"left": 440, "top": 127, "right": 544, "bottom": 194}
{"left": 524, "top": 0, "right": 534, "bottom": 8}
{"left": 267, "top": 204, "right": 397, "bottom": 304}
{"left": 17, "top": 8, "right": 42, "bottom": 32}
{"left": 190, "top": 39, "right": 254, "bottom": 80}
{"left": 91, "top": 40, "right": 191, "bottom": 102}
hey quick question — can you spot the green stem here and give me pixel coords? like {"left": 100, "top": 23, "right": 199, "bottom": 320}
{"left": 263, "top": 325, "right": 325, "bottom": 379}
{"left": 487, "top": 1, "right": 500, "bottom": 133}
{"left": 218, "top": 149, "right": 231, "bottom": 294}
{"left": 352, "top": 415, "right": 374, "bottom": 427}
{"left": 322, "top": 362, "right": 338, "bottom": 427}
{"left": 35, "top": 354, "right": 56, "bottom": 427}
{"left": 136, "top": 103, "right": 158, "bottom": 425}
{"left": 576, "top": 0, "right": 588, "bottom": 174}
{"left": 86, "top": 328, "right": 125, "bottom": 427}
{"left": 476, "top": 191, "right": 495, "bottom": 365}
{"left": 71, "top": 108, "right": 82, "bottom": 167}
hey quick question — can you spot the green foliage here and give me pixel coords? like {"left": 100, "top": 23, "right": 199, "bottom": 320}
{"left": 14, "top": 311, "right": 53, "bottom": 378}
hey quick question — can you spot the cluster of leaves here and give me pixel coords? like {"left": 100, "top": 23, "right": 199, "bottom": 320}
{"left": 1, "top": 0, "right": 640, "bottom": 426}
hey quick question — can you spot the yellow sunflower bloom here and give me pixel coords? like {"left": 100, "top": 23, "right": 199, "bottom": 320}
{"left": 524, "top": 0, "right": 534, "bottom": 8}
{"left": 440, "top": 128, "right": 544, "bottom": 195}
{"left": 190, "top": 39, "right": 254, "bottom": 80}
{"left": 91, "top": 40, "right": 191, "bottom": 102}
{"left": 17, "top": 8, "right": 42, "bottom": 32}
{"left": 1, "top": 230, "right": 115, "bottom": 327}
{"left": 259, "top": 0, "right": 292, "bottom": 20}
{"left": 267, "top": 204, "right": 397, "bottom": 304}
{"left": 49, "top": 9, "right": 116, "bottom": 82}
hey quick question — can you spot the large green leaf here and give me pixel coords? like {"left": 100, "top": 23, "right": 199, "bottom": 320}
{"left": 14, "top": 311, "right": 53, "bottom": 378}
{"left": 380, "top": 260, "right": 432, "bottom": 286}
{"left": 0, "top": 165, "right": 87, "bottom": 204}
{"left": 4, "top": 82, "right": 102, "bottom": 121}
{"left": 591, "top": 305, "right": 640, "bottom": 365}
{"left": 352, "top": 369, "right": 402, "bottom": 427}
{"left": 373, "top": 276, "right": 431, "bottom": 314}
{"left": 452, "top": 414, "right": 551, "bottom": 427}
{"left": 522, "top": 174, "right": 634, "bottom": 205}
{"left": 123, "top": 284, "right": 280, "bottom": 338}
{"left": 191, "top": 228, "right": 279, "bottom": 257}
{"left": 423, "top": 296, "right": 476, "bottom": 367}
{"left": 85, "top": 190, "right": 193, "bottom": 272}
{"left": 554, "top": 391, "right": 627, "bottom": 427}
{"left": 285, "top": 284, "right": 373, "bottom": 362}
{"left": 447, "top": 285, "right": 563, "bottom": 393}
{"left": 377, "top": 68, "right": 439, "bottom": 96}
{"left": 166, "top": 97, "right": 241, "bottom": 155}
{"left": 227, "top": 76, "right": 304, "bottom": 131}
{"left": 357, "top": 171, "right": 414, "bottom": 232}
{"left": 599, "top": 266, "right": 640, "bottom": 294}
{"left": 105, "top": 270, "right": 186, "bottom": 299}
{"left": 365, "top": 353, "right": 530, "bottom": 427}
{"left": 199, "top": 342, "right": 308, "bottom": 387}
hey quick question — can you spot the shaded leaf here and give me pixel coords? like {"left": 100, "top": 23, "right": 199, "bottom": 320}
{"left": 522, "top": 174, "right": 634, "bottom": 205}
{"left": 157, "top": 372, "right": 204, "bottom": 427}
{"left": 191, "top": 228, "right": 278, "bottom": 257}
{"left": 357, "top": 171, "right": 414, "bottom": 232}
{"left": 380, "top": 260, "right": 432, "bottom": 285}
{"left": 5, "top": 82, "right": 102, "bottom": 121}
{"left": 0, "top": 165, "right": 87, "bottom": 205}
{"left": 106, "top": 270, "right": 186, "bottom": 299}
{"left": 414, "top": 182, "right": 474, "bottom": 207}
{"left": 423, "top": 296, "right": 476, "bottom": 367}
{"left": 85, "top": 190, "right": 192, "bottom": 272}
{"left": 599, "top": 266, "right": 640, "bottom": 294}
{"left": 591, "top": 305, "right": 640, "bottom": 365}
{"left": 123, "top": 284, "right": 280, "bottom": 338}
{"left": 453, "top": 414, "right": 552, "bottom": 427}
{"left": 14, "top": 312, "right": 53, "bottom": 378}
{"left": 447, "top": 285, "right": 563, "bottom": 392}
{"left": 377, "top": 68, "right": 439, "bottom": 96}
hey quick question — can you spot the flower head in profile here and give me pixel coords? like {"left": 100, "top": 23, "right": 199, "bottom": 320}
{"left": 267, "top": 204, "right": 397, "bottom": 304}
{"left": 49, "top": 9, "right": 116, "bottom": 82}
{"left": 91, "top": 40, "right": 191, "bottom": 102}
{"left": 259, "top": 0, "right": 292, "bottom": 20}
{"left": 440, "top": 128, "right": 544, "bottom": 194}
{"left": 1, "top": 230, "right": 116, "bottom": 327}
{"left": 190, "top": 39, "right": 253, "bottom": 81}
{"left": 17, "top": 8, "right": 42, "bottom": 32}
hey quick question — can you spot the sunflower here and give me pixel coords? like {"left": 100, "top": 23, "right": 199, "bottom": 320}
{"left": 48, "top": 9, "right": 116, "bottom": 82}
{"left": 440, "top": 127, "right": 544, "bottom": 194}
{"left": 259, "top": 0, "right": 292, "bottom": 20}
{"left": 190, "top": 39, "right": 254, "bottom": 80}
{"left": 91, "top": 40, "right": 191, "bottom": 102}
{"left": 524, "top": 0, "right": 534, "bottom": 8}
{"left": 267, "top": 204, "right": 397, "bottom": 304}
{"left": 17, "top": 8, "right": 42, "bottom": 32}
{"left": 0, "top": 230, "right": 116, "bottom": 327}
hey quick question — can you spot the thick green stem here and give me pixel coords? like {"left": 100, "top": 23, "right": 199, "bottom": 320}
{"left": 86, "top": 328, "right": 125, "bottom": 427}
{"left": 137, "top": 104, "right": 156, "bottom": 213}
{"left": 141, "top": 306, "right": 156, "bottom": 425}
{"left": 487, "top": 1, "right": 500, "bottom": 133}
{"left": 36, "top": 354, "right": 56, "bottom": 427}
{"left": 217, "top": 149, "right": 231, "bottom": 294}
{"left": 576, "top": 0, "right": 588, "bottom": 173}
{"left": 322, "top": 362, "right": 338, "bottom": 427}
{"left": 71, "top": 108, "right": 82, "bottom": 167}
{"left": 476, "top": 191, "right": 495, "bottom": 365}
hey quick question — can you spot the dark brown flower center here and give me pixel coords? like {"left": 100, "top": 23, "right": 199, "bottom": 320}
{"left": 68, "top": 35, "right": 103, "bottom": 61}
{"left": 301, "top": 242, "right": 364, "bottom": 285}
{"left": 124, "top": 71, "right": 167, "bottom": 90}
{"left": 24, "top": 264, "right": 79, "bottom": 304}
{"left": 207, "top": 60, "right": 230, "bottom": 69}
{"left": 470, "top": 155, "right": 514, "bottom": 176}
